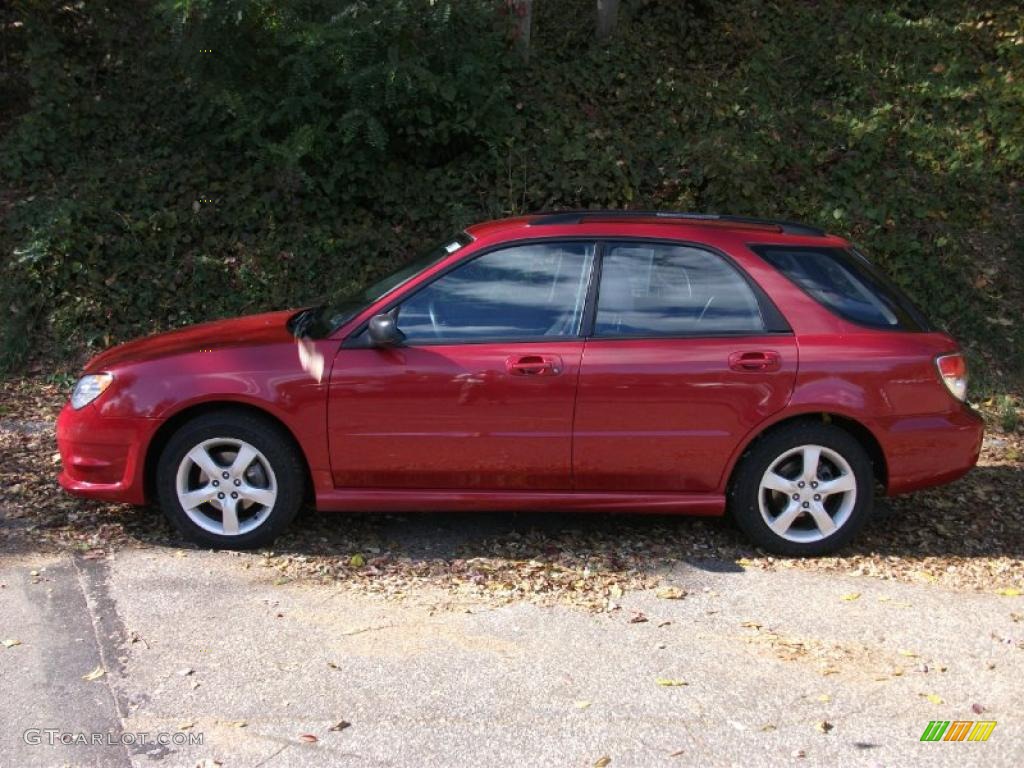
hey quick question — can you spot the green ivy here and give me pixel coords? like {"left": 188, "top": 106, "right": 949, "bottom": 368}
{"left": 1, "top": 0, "right": 1022, "bottom": 392}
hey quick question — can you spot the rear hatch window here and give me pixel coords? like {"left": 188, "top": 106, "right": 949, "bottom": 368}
{"left": 752, "top": 245, "right": 931, "bottom": 331}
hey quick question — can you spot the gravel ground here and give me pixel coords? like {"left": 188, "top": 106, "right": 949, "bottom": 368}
{"left": 1, "top": 376, "right": 1022, "bottom": 610}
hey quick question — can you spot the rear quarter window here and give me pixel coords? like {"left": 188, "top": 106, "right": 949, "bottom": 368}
{"left": 752, "top": 246, "right": 931, "bottom": 331}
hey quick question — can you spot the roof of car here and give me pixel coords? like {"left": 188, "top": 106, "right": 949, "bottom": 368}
{"left": 464, "top": 211, "right": 832, "bottom": 241}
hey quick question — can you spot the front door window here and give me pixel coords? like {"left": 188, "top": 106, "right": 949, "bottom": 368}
{"left": 396, "top": 242, "right": 595, "bottom": 342}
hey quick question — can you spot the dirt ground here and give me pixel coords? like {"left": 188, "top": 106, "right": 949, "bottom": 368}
{"left": 1, "top": 377, "right": 1022, "bottom": 767}
{"left": 2, "top": 377, "right": 1021, "bottom": 605}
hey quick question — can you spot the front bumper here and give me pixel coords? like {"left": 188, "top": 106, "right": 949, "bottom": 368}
{"left": 880, "top": 402, "right": 984, "bottom": 496}
{"left": 56, "top": 402, "right": 159, "bottom": 505}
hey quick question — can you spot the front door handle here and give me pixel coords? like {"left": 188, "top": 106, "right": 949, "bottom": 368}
{"left": 729, "top": 350, "right": 781, "bottom": 372}
{"left": 506, "top": 354, "right": 562, "bottom": 376}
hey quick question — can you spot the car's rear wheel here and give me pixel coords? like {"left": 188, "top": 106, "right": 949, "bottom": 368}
{"left": 728, "top": 422, "right": 873, "bottom": 556}
{"left": 156, "top": 411, "right": 304, "bottom": 549}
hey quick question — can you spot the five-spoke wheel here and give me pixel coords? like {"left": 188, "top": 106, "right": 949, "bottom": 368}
{"left": 729, "top": 423, "right": 873, "bottom": 555}
{"left": 157, "top": 410, "right": 304, "bottom": 549}
{"left": 175, "top": 438, "right": 278, "bottom": 536}
{"left": 758, "top": 444, "right": 857, "bottom": 543}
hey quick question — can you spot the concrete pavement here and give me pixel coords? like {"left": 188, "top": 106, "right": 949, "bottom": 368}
{"left": 1, "top": 547, "right": 1021, "bottom": 767}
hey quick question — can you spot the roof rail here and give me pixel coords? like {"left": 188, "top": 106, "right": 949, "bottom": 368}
{"left": 528, "top": 210, "right": 827, "bottom": 237}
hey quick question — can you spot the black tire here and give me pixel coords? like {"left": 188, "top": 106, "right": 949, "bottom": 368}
{"left": 156, "top": 410, "right": 305, "bottom": 549}
{"left": 728, "top": 422, "right": 874, "bottom": 556}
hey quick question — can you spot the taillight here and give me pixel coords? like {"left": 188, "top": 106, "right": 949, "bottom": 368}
{"left": 936, "top": 353, "right": 968, "bottom": 401}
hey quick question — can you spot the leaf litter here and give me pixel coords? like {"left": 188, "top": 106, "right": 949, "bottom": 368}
{"left": 1, "top": 377, "right": 1022, "bottom": 611}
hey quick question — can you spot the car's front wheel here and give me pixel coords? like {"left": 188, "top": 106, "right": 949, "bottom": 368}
{"left": 156, "top": 410, "right": 304, "bottom": 549}
{"left": 728, "top": 422, "right": 874, "bottom": 556}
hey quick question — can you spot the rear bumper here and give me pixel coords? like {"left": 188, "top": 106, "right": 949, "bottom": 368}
{"left": 879, "top": 403, "right": 984, "bottom": 496}
{"left": 56, "top": 402, "right": 158, "bottom": 505}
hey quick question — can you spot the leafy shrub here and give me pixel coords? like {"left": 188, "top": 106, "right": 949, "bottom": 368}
{"left": 1, "top": 0, "right": 1022, "bottom": 394}
{"left": 161, "top": 0, "right": 514, "bottom": 195}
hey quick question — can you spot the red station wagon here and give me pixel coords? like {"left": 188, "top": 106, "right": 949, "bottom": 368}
{"left": 56, "top": 211, "right": 984, "bottom": 555}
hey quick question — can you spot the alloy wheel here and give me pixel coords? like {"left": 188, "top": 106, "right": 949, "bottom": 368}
{"left": 757, "top": 444, "right": 857, "bottom": 543}
{"left": 175, "top": 437, "right": 278, "bottom": 536}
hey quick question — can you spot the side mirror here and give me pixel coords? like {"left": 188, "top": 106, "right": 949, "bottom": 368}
{"left": 367, "top": 313, "right": 405, "bottom": 348}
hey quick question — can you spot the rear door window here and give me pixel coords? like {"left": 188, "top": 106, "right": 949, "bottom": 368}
{"left": 594, "top": 243, "right": 766, "bottom": 337}
{"left": 752, "top": 246, "right": 931, "bottom": 331}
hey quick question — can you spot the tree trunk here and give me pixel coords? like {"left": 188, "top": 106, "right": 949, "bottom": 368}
{"left": 596, "top": 0, "right": 619, "bottom": 41}
{"left": 511, "top": 0, "right": 533, "bottom": 63}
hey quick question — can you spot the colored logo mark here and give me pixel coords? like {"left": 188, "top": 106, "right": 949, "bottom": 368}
{"left": 920, "top": 720, "right": 996, "bottom": 742}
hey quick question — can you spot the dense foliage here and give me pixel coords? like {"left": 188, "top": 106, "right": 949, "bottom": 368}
{"left": 1, "top": 1, "right": 1021, "bottom": 390}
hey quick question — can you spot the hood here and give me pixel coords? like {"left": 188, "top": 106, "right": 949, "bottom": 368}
{"left": 84, "top": 310, "right": 299, "bottom": 372}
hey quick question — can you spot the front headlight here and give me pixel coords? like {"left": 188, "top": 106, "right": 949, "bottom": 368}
{"left": 70, "top": 373, "right": 114, "bottom": 410}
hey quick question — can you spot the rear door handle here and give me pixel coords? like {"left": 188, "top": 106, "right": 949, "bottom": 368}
{"left": 506, "top": 354, "right": 562, "bottom": 376}
{"left": 729, "top": 350, "right": 781, "bottom": 372}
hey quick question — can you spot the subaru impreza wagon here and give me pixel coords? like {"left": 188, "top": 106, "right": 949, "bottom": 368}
{"left": 57, "top": 211, "right": 983, "bottom": 555}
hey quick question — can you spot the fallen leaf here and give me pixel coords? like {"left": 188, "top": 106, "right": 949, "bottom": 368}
{"left": 841, "top": 593, "right": 861, "bottom": 602}
{"left": 898, "top": 649, "right": 919, "bottom": 658}
{"left": 629, "top": 612, "right": 648, "bottom": 624}
{"left": 792, "top": 749, "right": 806, "bottom": 758}
{"left": 740, "top": 620, "right": 762, "bottom": 629}
{"left": 1, "top": 638, "right": 22, "bottom": 648}
{"left": 816, "top": 694, "right": 832, "bottom": 703}
{"left": 82, "top": 666, "right": 105, "bottom": 681}
{"left": 656, "top": 678, "right": 688, "bottom": 687}
{"left": 178, "top": 721, "right": 195, "bottom": 731}
{"left": 594, "top": 757, "right": 611, "bottom": 768}
{"left": 816, "top": 720, "right": 834, "bottom": 733}
{"left": 574, "top": 700, "right": 592, "bottom": 710}
{"left": 329, "top": 720, "right": 351, "bottom": 732}
{"left": 299, "top": 733, "right": 318, "bottom": 743}
{"left": 349, "top": 554, "right": 366, "bottom": 568}
{"left": 178, "top": 667, "right": 195, "bottom": 677}
{"left": 995, "top": 587, "right": 1022, "bottom": 597}
{"left": 920, "top": 693, "right": 944, "bottom": 705}
{"left": 760, "top": 723, "right": 777, "bottom": 732}
{"left": 656, "top": 586, "right": 686, "bottom": 600}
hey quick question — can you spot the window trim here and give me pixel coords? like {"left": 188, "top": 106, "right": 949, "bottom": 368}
{"left": 750, "top": 244, "right": 932, "bottom": 333}
{"left": 342, "top": 236, "right": 792, "bottom": 349}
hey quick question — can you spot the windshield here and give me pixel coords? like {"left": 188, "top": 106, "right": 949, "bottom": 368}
{"left": 297, "top": 233, "right": 473, "bottom": 337}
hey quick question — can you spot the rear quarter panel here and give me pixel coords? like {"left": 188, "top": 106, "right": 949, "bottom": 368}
{"left": 754, "top": 331, "right": 981, "bottom": 495}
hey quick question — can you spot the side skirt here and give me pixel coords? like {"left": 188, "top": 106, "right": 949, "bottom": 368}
{"left": 315, "top": 488, "right": 726, "bottom": 515}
